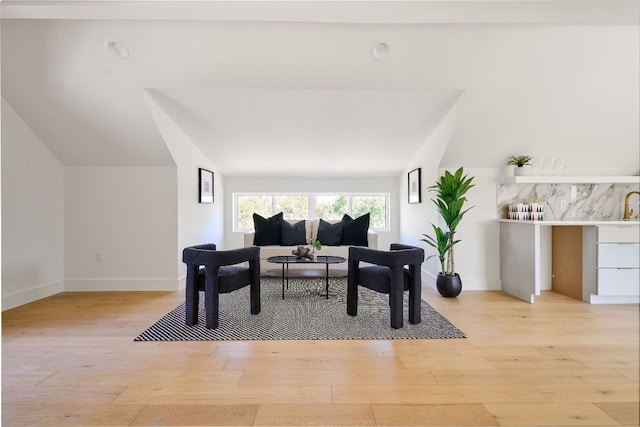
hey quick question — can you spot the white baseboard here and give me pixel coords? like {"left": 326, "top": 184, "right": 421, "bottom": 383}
{"left": 64, "top": 278, "right": 180, "bottom": 292}
{"left": 2, "top": 280, "right": 64, "bottom": 311}
{"left": 589, "top": 294, "right": 640, "bottom": 304}
{"left": 459, "top": 277, "right": 502, "bottom": 291}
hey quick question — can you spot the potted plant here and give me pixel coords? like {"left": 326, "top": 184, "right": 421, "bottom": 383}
{"left": 421, "top": 167, "right": 474, "bottom": 297}
{"left": 507, "top": 155, "right": 533, "bottom": 176}
{"left": 310, "top": 239, "right": 322, "bottom": 253}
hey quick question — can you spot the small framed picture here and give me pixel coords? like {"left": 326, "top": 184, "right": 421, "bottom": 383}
{"left": 408, "top": 168, "right": 421, "bottom": 204}
{"left": 199, "top": 168, "right": 214, "bottom": 203}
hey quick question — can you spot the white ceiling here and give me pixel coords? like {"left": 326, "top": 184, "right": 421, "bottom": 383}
{"left": 2, "top": 1, "right": 639, "bottom": 177}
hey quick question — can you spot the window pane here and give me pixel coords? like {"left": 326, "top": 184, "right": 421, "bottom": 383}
{"left": 353, "top": 195, "right": 386, "bottom": 228}
{"left": 315, "top": 195, "right": 348, "bottom": 220}
{"left": 237, "top": 196, "right": 272, "bottom": 229}
{"left": 236, "top": 193, "right": 388, "bottom": 231}
{"left": 274, "top": 195, "right": 309, "bottom": 220}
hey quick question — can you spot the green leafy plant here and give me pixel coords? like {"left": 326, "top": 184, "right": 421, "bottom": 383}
{"left": 423, "top": 167, "right": 475, "bottom": 275}
{"left": 422, "top": 224, "right": 459, "bottom": 273}
{"left": 310, "top": 239, "right": 322, "bottom": 251}
{"left": 507, "top": 155, "right": 533, "bottom": 167}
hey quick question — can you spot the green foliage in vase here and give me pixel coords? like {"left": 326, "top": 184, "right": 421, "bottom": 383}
{"left": 424, "top": 167, "right": 475, "bottom": 276}
{"left": 506, "top": 155, "right": 533, "bottom": 167}
{"left": 421, "top": 224, "right": 459, "bottom": 273}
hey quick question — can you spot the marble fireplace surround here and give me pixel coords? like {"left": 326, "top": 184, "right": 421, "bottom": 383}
{"left": 497, "top": 182, "right": 640, "bottom": 221}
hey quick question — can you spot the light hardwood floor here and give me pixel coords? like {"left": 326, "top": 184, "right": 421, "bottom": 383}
{"left": 2, "top": 284, "right": 639, "bottom": 426}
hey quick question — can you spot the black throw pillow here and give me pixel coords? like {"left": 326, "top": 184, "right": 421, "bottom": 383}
{"left": 341, "top": 213, "right": 370, "bottom": 246}
{"left": 317, "top": 219, "right": 343, "bottom": 246}
{"left": 281, "top": 220, "right": 307, "bottom": 246}
{"left": 253, "top": 212, "right": 283, "bottom": 246}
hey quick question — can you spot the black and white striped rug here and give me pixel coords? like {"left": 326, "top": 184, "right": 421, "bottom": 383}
{"left": 134, "top": 278, "right": 465, "bottom": 341}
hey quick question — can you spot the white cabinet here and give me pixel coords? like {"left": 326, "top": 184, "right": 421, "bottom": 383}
{"left": 597, "top": 243, "right": 640, "bottom": 268}
{"left": 597, "top": 270, "right": 639, "bottom": 296}
{"left": 499, "top": 221, "right": 639, "bottom": 304}
{"left": 592, "top": 225, "right": 640, "bottom": 303}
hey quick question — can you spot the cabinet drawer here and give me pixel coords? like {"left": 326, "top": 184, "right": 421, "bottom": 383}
{"left": 597, "top": 269, "right": 640, "bottom": 296}
{"left": 598, "top": 243, "right": 640, "bottom": 268}
{"left": 598, "top": 225, "right": 640, "bottom": 243}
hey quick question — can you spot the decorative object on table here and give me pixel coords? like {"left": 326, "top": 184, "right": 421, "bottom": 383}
{"left": 507, "top": 155, "right": 533, "bottom": 176}
{"left": 134, "top": 277, "right": 466, "bottom": 341}
{"left": 408, "top": 168, "right": 422, "bottom": 203}
{"left": 198, "top": 168, "right": 214, "bottom": 203}
{"left": 292, "top": 245, "right": 314, "bottom": 260}
{"left": 421, "top": 167, "right": 475, "bottom": 298}
{"left": 309, "top": 238, "right": 322, "bottom": 253}
{"left": 508, "top": 203, "right": 545, "bottom": 220}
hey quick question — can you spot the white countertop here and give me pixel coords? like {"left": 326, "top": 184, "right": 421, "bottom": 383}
{"left": 499, "top": 175, "right": 640, "bottom": 184}
{"left": 498, "top": 219, "right": 640, "bottom": 226}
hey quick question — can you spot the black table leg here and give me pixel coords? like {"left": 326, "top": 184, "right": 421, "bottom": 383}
{"left": 325, "top": 262, "right": 329, "bottom": 299}
{"left": 281, "top": 263, "right": 285, "bottom": 299}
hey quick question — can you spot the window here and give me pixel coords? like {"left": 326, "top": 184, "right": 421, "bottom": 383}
{"left": 314, "top": 195, "right": 347, "bottom": 220}
{"left": 351, "top": 195, "right": 386, "bottom": 229}
{"left": 234, "top": 193, "right": 389, "bottom": 231}
{"left": 236, "top": 194, "right": 309, "bottom": 229}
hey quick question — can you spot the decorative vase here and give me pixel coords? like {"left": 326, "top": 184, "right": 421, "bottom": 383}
{"left": 436, "top": 273, "right": 462, "bottom": 298}
{"left": 513, "top": 166, "right": 532, "bottom": 176}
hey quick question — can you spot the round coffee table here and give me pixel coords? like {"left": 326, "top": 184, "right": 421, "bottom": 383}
{"left": 266, "top": 255, "right": 346, "bottom": 299}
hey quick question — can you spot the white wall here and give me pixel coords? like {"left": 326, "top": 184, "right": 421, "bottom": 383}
{"left": 144, "top": 90, "right": 224, "bottom": 283}
{"left": 1, "top": 98, "right": 65, "bottom": 309}
{"left": 224, "top": 176, "right": 399, "bottom": 251}
{"left": 401, "top": 166, "right": 503, "bottom": 292}
{"left": 445, "top": 167, "right": 502, "bottom": 291}
{"left": 3, "top": 88, "right": 225, "bottom": 304}
{"left": 64, "top": 167, "right": 179, "bottom": 291}
{"left": 399, "top": 93, "right": 469, "bottom": 286}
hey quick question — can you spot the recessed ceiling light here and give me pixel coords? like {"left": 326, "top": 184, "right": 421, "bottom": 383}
{"left": 105, "top": 39, "right": 129, "bottom": 60}
{"left": 371, "top": 42, "right": 390, "bottom": 61}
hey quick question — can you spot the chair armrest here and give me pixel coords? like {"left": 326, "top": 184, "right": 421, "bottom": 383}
{"left": 211, "top": 246, "right": 261, "bottom": 266}
{"left": 349, "top": 245, "right": 424, "bottom": 266}
{"left": 183, "top": 245, "right": 260, "bottom": 267}
{"left": 390, "top": 243, "right": 417, "bottom": 251}
{"left": 183, "top": 244, "right": 217, "bottom": 264}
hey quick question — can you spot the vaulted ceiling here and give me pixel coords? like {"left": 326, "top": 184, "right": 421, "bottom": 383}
{"left": 2, "top": 1, "right": 638, "bottom": 177}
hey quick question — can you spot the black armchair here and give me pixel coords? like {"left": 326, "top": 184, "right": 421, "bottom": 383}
{"left": 182, "top": 244, "right": 261, "bottom": 329}
{"left": 347, "top": 243, "right": 424, "bottom": 329}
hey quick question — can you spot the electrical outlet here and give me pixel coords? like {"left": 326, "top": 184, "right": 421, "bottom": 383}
{"left": 95, "top": 251, "right": 103, "bottom": 262}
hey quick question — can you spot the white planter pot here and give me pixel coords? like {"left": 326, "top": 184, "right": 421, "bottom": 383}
{"left": 513, "top": 166, "right": 532, "bottom": 176}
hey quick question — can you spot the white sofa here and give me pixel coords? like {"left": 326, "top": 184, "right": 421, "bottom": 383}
{"left": 243, "top": 219, "right": 378, "bottom": 273}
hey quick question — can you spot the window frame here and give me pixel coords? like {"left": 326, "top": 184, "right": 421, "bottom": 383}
{"left": 233, "top": 192, "right": 390, "bottom": 232}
